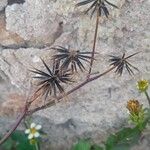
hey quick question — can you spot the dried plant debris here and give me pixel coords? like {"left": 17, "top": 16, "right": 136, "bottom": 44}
{"left": 31, "top": 59, "right": 73, "bottom": 100}
{"left": 109, "top": 52, "right": 139, "bottom": 76}
{"left": 76, "top": 0, "right": 118, "bottom": 18}
{"left": 52, "top": 46, "right": 93, "bottom": 73}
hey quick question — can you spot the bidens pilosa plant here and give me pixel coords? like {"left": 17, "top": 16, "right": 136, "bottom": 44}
{"left": 0, "top": 1, "right": 144, "bottom": 149}
{"left": 71, "top": 81, "right": 150, "bottom": 150}
{"left": 127, "top": 99, "right": 146, "bottom": 129}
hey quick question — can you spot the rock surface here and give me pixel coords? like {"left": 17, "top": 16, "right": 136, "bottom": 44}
{"left": 0, "top": 12, "right": 25, "bottom": 48}
{"left": 0, "top": 0, "right": 150, "bottom": 149}
{"left": 0, "top": 0, "right": 7, "bottom": 11}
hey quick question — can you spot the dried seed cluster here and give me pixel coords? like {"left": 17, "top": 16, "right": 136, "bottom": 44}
{"left": 30, "top": 1, "right": 139, "bottom": 100}
{"left": 52, "top": 46, "right": 93, "bottom": 73}
{"left": 31, "top": 59, "right": 73, "bottom": 99}
{"left": 31, "top": 46, "right": 93, "bottom": 99}
{"left": 109, "top": 52, "right": 139, "bottom": 76}
{"left": 76, "top": 0, "right": 118, "bottom": 18}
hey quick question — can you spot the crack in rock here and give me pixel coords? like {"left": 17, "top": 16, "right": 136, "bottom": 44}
{"left": 8, "top": 0, "right": 25, "bottom": 5}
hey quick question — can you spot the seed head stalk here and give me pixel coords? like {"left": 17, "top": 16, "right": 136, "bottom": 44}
{"left": 88, "top": 8, "right": 100, "bottom": 77}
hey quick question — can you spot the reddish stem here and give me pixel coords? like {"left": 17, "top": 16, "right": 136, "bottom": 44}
{"left": 88, "top": 9, "right": 100, "bottom": 77}
{"left": 28, "top": 66, "right": 115, "bottom": 114}
{"left": 0, "top": 66, "right": 115, "bottom": 146}
{"left": 0, "top": 104, "right": 28, "bottom": 145}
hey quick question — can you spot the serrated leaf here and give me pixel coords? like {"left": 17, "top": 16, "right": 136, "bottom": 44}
{"left": 105, "top": 127, "right": 141, "bottom": 150}
{"left": 139, "top": 108, "right": 150, "bottom": 129}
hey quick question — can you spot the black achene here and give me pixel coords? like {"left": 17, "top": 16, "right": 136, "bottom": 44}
{"left": 52, "top": 46, "right": 94, "bottom": 73}
{"left": 109, "top": 52, "right": 139, "bottom": 76}
{"left": 31, "top": 59, "right": 73, "bottom": 100}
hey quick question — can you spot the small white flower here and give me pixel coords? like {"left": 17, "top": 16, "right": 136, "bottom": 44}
{"left": 25, "top": 129, "right": 30, "bottom": 134}
{"left": 25, "top": 122, "right": 42, "bottom": 140}
{"left": 30, "top": 123, "right": 36, "bottom": 128}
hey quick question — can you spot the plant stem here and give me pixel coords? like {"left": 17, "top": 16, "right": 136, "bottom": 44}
{"left": 144, "top": 91, "right": 150, "bottom": 106}
{"left": 0, "top": 93, "right": 40, "bottom": 145}
{"left": 35, "top": 142, "right": 40, "bottom": 150}
{"left": 88, "top": 9, "right": 100, "bottom": 77}
{"left": 0, "top": 65, "right": 116, "bottom": 145}
{"left": 0, "top": 104, "right": 28, "bottom": 145}
{"left": 29, "top": 66, "right": 115, "bottom": 114}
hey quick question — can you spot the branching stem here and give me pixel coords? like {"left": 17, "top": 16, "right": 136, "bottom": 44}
{"left": 0, "top": 3, "right": 120, "bottom": 146}
{"left": 0, "top": 92, "right": 41, "bottom": 145}
{"left": 0, "top": 66, "right": 115, "bottom": 145}
{"left": 0, "top": 104, "right": 28, "bottom": 145}
{"left": 28, "top": 66, "right": 115, "bottom": 114}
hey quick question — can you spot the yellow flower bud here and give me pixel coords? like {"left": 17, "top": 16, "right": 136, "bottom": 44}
{"left": 137, "top": 79, "right": 149, "bottom": 92}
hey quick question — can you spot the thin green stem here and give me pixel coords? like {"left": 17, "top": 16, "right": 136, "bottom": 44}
{"left": 144, "top": 91, "right": 150, "bottom": 106}
{"left": 35, "top": 142, "right": 40, "bottom": 150}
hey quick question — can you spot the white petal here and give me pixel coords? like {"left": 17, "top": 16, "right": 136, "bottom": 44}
{"left": 34, "top": 132, "right": 40, "bottom": 138}
{"left": 30, "top": 123, "right": 36, "bottom": 128}
{"left": 25, "top": 129, "right": 30, "bottom": 134}
{"left": 35, "top": 125, "right": 42, "bottom": 130}
{"left": 28, "top": 134, "right": 34, "bottom": 139}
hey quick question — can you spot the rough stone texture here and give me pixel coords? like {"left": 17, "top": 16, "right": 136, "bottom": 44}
{"left": 0, "top": 0, "right": 7, "bottom": 11}
{"left": 5, "top": 0, "right": 65, "bottom": 47}
{"left": 0, "top": 12, "right": 26, "bottom": 48}
{"left": 0, "top": 0, "right": 150, "bottom": 149}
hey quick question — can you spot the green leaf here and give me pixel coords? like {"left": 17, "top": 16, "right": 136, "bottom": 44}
{"left": 139, "top": 108, "right": 150, "bottom": 129}
{"left": 71, "top": 139, "right": 92, "bottom": 150}
{"left": 0, "top": 137, "right": 14, "bottom": 150}
{"left": 105, "top": 127, "right": 141, "bottom": 150}
{"left": 11, "top": 130, "right": 36, "bottom": 150}
{"left": 145, "top": 108, "right": 150, "bottom": 122}
{"left": 1, "top": 130, "right": 36, "bottom": 150}
{"left": 91, "top": 144, "right": 104, "bottom": 150}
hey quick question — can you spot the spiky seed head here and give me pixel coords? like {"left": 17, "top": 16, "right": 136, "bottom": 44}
{"left": 30, "top": 59, "right": 73, "bottom": 100}
{"left": 109, "top": 52, "right": 139, "bottom": 76}
{"left": 52, "top": 46, "right": 93, "bottom": 73}
{"left": 76, "top": 0, "right": 118, "bottom": 18}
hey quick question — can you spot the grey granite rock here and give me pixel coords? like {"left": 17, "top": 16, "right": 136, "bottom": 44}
{"left": 0, "top": 12, "right": 26, "bottom": 48}
{"left": 0, "top": 0, "right": 7, "bottom": 11}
